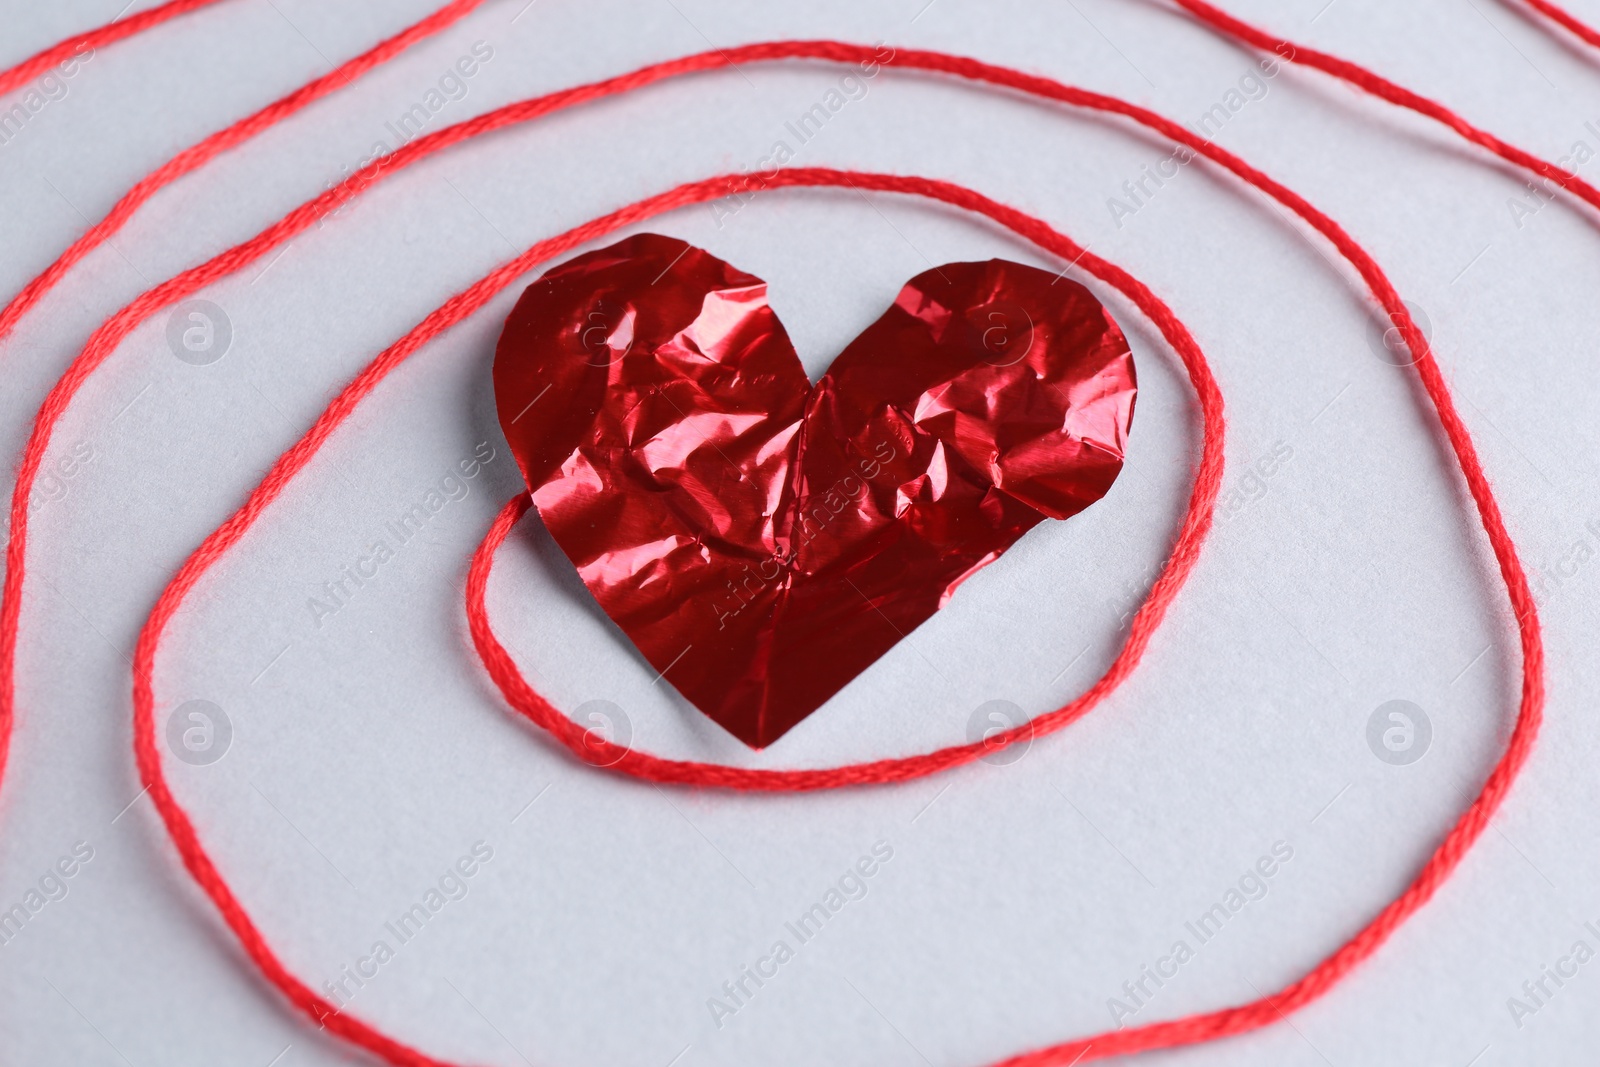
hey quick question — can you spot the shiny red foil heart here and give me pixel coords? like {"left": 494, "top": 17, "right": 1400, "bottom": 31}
{"left": 493, "top": 233, "right": 1136, "bottom": 748}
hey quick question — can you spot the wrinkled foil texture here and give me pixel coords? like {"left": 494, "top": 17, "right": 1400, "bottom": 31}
{"left": 494, "top": 233, "right": 1135, "bottom": 748}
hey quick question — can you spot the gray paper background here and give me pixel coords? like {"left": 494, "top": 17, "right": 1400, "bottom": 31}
{"left": 2, "top": 1, "right": 1599, "bottom": 1064}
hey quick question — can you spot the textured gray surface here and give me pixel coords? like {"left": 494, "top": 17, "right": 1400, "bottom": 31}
{"left": 1, "top": 1, "right": 1599, "bottom": 1064}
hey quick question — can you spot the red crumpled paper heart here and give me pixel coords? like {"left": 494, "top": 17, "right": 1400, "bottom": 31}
{"left": 493, "top": 233, "right": 1135, "bottom": 748}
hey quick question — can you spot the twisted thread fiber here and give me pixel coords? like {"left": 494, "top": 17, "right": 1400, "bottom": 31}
{"left": 0, "top": 0, "right": 227, "bottom": 98}
{"left": 4, "top": 0, "right": 1593, "bottom": 1062}
{"left": 0, "top": 0, "right": 488, "bottom": 867}
{"left": 92, "top": 43, "right": 1541, "bottom": 1067}
{"left": 1515, "top": 0, "right": 1600, "bottom": 49}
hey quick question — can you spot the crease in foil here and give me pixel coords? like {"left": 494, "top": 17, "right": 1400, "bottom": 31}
{"left": 493, "top": 233, "right": 1136, "bottom": 748}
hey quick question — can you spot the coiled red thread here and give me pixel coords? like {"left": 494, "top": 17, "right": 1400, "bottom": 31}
{"left": 3, "top": 29, "right": 1561, "bottom": 1067}
{"left": 116, "top": 167, "right": 1212, "bottom": 1065}
{"left": 0, "top": 0, "right": 489, "bottom": 792}
{"left": 90, "top": 41, "right": 1546, "bottom": 1067}
{"left": 465, "top": 4, "right": 1600, "bottom": 787}
{"left": 0, "top": 0, "right": 488, "bottom": 350}
{"left": 4, "top": 0, "right": 1599, "bottom": 1063}
{"left": 1172, "top": 0, "right": 1600, "bottom": 217}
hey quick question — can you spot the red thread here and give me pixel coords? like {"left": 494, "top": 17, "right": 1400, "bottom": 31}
{"left": 466, "top": 186, "right": 1216, "bottom": 786}
{"left": 4, "top": 7, "right": 1594, "bottom": 1066}
{"left": 0, "top": 0, "right": 228, "bottom": 98}
{"left": 101, "top": 43, "right": 1541, "bottom": 1065}
{"left": 1515, "top": 0, "right": 1600, "bottom": 49}
{"left": 0, "top": 0, "right": 488, "bottom": 792}
{"left": 124, "top": 169, "right": 1215, "bottom": 1064}
{"left": 0, "top": 0, "right": 488, "bottom": 348}
{"left": 1170, "top": 0, "right": 1600, "bottom": 221}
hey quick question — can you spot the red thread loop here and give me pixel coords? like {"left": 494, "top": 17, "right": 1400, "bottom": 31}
{"left": 464, "top": 167, "right": 1222, "bottom": 787}
{"left": 7, "top": 0, "right": 1600, "bottom": 1061}
{"left": 108, "top": 51, "right": 1538, "bottom": 1067}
